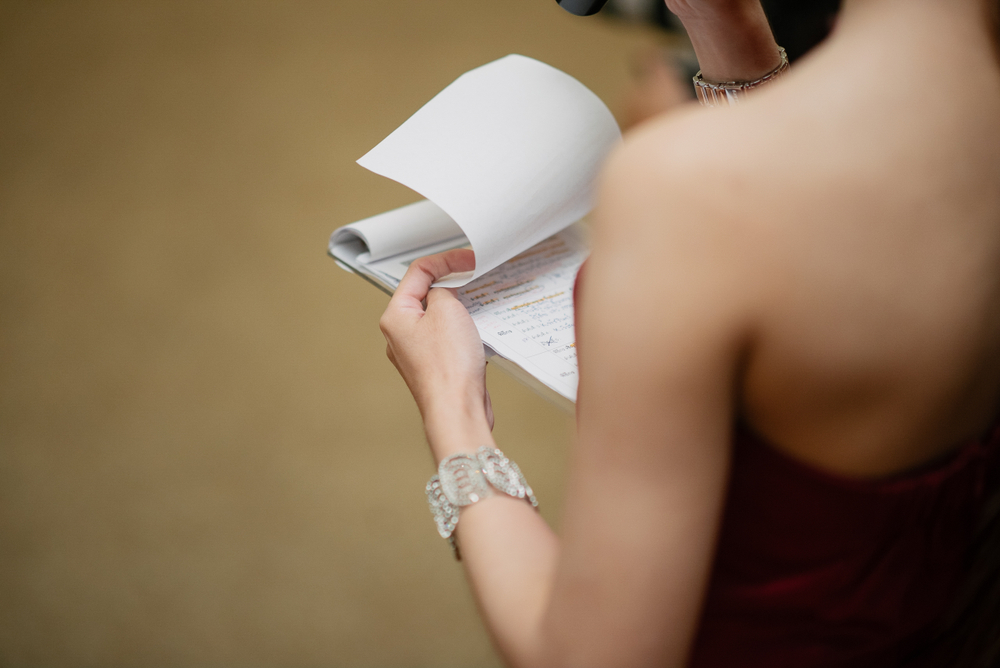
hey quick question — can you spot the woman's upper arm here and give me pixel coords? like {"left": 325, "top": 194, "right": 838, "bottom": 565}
{"left": 539, "top": 134, "right": 756, "bottom": 667}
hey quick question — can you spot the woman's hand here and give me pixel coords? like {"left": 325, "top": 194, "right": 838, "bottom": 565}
{"left": 379, "top": 249, "right": 495, "bottom": 463}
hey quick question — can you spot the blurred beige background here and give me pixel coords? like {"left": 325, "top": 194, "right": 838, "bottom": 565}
{"left": 0, "top": 1, "right": 667, "bottom": 665}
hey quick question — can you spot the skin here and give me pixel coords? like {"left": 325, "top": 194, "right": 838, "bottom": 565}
{"left": 378, "top": 0, "right": 1000, "bottom": 665}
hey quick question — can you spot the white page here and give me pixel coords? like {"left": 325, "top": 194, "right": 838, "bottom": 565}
{"left": 357, "top": 54, "right": 619, "bottom": 288}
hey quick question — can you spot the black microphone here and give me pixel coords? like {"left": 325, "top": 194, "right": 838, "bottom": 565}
{"left": 556, "top": 0, "right": 609, "bottom": 16}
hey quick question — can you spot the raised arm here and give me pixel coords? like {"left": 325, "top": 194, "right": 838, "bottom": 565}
{"left": 666, "top": 0, "right": 783, "bottom": 82}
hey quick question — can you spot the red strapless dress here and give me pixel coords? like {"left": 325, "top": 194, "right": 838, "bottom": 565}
{"left": 687, "top": 424, "right": 1000, "bottom": 667}
{"left": 572, "top": 265, "right": 1000, "bottom": 666}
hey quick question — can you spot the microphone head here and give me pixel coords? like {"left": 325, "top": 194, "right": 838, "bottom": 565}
{"left": 555, "top": 0, "right": 609, "bottom": 16}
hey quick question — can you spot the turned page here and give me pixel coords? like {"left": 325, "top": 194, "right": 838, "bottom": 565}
{"left": 356, "top": 54, "right": 620, "bottom": 288}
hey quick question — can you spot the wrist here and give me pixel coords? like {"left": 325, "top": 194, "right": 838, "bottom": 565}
{"left": 666, "top": 0, "right": 761, "bottom": 24}
{"left": 421, "top": 390, "right": 494, "bottom": 464}
{"left": 669, "top": 2, "right": 781, "bottom": 83}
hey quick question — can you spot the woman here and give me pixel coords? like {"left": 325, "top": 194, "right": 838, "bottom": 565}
{"left": 379, "top": 0, "right": 1000, "bottom": 665}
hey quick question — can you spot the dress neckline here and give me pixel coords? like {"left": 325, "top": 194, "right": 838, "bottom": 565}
{"left": 734, "top": 420, "right": 1000, "bottom": 495}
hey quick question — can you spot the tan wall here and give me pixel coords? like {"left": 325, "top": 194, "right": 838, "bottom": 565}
{"left": 0, "top": 2, "right": 665, "bottom": 665}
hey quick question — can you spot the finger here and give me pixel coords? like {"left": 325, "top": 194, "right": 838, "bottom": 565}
{"left": 391, "top": 249, "right": 475, "bottom": 310}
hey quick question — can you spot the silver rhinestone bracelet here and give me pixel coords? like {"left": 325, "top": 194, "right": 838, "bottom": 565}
{"left": 426, "top": 446, "right": 538, "bottom": 560}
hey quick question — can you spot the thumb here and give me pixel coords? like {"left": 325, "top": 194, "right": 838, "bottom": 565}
{"left": 425, "top": 286, "right": 463, "bottom": 311}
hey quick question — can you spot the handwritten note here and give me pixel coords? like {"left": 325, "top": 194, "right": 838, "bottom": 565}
{"left": 458, "top": 225, "right": 588, "bottom": 401}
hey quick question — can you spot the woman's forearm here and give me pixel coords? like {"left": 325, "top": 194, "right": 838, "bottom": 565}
{"left": 667, "top": 1, "right": 781, "bottom": 82}
{"left": 456, "top": 497, "right": 560, "bottom": 668}
{"left": 422, "top": 400, "right": 560, "bottom": 668}
{"left": 421, "top": 392, "right": 496, "bottom": 464}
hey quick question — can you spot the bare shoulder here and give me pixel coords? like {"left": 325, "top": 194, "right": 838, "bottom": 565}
{"left": 587, "top": 104, "right": 798, "bottom": 330}
{"left": 577, "top": 106, "right": 789, "bottom": 397}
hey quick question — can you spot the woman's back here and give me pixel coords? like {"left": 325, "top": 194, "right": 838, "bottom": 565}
{"left": 601, "top": 0, "right": 1000, "bottom": 479}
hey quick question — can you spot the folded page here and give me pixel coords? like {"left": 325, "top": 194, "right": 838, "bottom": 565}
{"left": 362, "top": 234, "right": 471, "bottom": 287}
{"left": 357, "top": 54, "right": 619, "bottom": 287}
{"left": 330, "top": 199, "right": 465, "bottom": 262}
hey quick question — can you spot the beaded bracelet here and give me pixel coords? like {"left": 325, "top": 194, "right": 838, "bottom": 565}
{"left": 426, "top": 446, "right": 538, "bottom": 560}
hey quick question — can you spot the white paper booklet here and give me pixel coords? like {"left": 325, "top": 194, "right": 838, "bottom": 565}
{"left": 329, "top": 55, "right": 621, "bottom": 406}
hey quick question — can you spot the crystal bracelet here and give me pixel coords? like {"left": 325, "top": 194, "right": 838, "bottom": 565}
{"left": 426, "top": 446, "right": 538, "bottom": 560}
